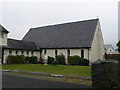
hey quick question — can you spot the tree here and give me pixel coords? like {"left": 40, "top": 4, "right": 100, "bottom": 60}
{"left": 117, "top": 40, "right": 120, "bottom": 52}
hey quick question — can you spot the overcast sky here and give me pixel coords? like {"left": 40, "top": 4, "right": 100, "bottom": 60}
{"left": 0, "top": 0, "right": 119, "bottom": 48}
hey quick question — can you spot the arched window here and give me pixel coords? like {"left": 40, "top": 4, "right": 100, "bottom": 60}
{"left": 55, "top": 50, "right": 57, "bottom": 58}
{"left": 21, "top": 51, "right": 24, "bottom": 55}
{"left": 27, "top": 51, "right": 29, "bottom": 55}
{"left": 44, "top": 50, "right": 47, "bottom": 55}
{"left": 67, "top": 49, "right": 70, "bottom": 58}
{"left": 31, "top": 51, "right": 34, "bottom": 55}
{"left": 9, "top": 50, "right": 12, "bottom": 55}
{"left": 81, "top": 50, "right": 84, "bottom": 59}
{"left": 16, "top": 50, "right": 18, "bottom": 55}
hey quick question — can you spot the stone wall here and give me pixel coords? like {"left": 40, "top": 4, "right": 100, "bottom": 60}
{"left": 92, "top": 60, "right": 120, "bottom": 89}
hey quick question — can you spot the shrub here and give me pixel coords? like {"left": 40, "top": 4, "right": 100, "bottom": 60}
{"left": 25, "top": 56, "right": 30, "bottom": 63}
{"left": 68, "top": 55, "right": 84, "bottom": 65}
{"left": 16, "top": 55, "right": 25, "bottom": 64}
{"left": 29, "top": 56, "right": 38, "bottom": 64}
{"left": 51, "top": 60, "right": 59, "bottom": 65}
{"left": 80, "top": 59, "right": 89, "bottom": 66}
{"left": 56, "top": 54, "right": 66, "bottom": 65}
{"left": 48, "top": 56, "right": 54, "bottom": 64}
{"left": 6, "top": 55, "right": 14, "bottom": 64}
{"left": 6, "top": 55, "right": 25, "bottom": 64}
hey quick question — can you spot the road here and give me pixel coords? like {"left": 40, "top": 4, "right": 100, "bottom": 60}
{"left": 2, "top": 72, "right": 91, "bottom": 88}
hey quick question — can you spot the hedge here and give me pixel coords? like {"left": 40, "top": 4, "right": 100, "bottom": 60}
{"left": 6, "top": 55, "right": 38, "bottom": 64}
{"left": 48, "top": 56, "right": 54, "bottom": 64}
{"left": 6, "top": 55, "right": 25, "bottom": 64}
{"left": 29, "top": 56, "right": 38, "bottom": 64}
{"left": 56, "top": 54, "right": 66, "bottom": 65}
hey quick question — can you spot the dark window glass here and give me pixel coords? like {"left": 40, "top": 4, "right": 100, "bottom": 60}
{"left": 81, "top": 50, "right": 84, "bottom": 59}
{"left": 31, "top": 51, "right": 34, "bottom": 55}
{"left": 40, "top": 50, "right": 42, "bottom": 53}
{"left": 67, "top": 49, "right": 70, "bottom": 58}
{"left": 55, "top": 50, "right": 57, "bottom": 58}
{"left": 27, "top": 51, "right": 29, "bottom": 55}
{"left": 44, "top": 50, "right": 47, "bottom": 55}
{"left": 21, "top": 51, "right": 24, "bottom": 54}
{"left": 16, "top": 50, "right": 18, "bottom": 55}
{"left": 9, "top": 50, "right": 12, "bottom": 55}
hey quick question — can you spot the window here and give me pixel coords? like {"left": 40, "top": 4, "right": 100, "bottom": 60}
{"left": 21, "top": 51, "right": 24, "bottom": 55}
{"left": 40, "top": 49, "right": 42, "bottom": 53}
{"left": 44, "top": 50, "right": 47, "bottom": 55}
{"left": 9, "top": 50, "right": 12, "bottom": 55}
{"left": 27, "top": 51, "right": 29, "bottom": 55}
{"left": 55, "top": 50, "right": 57, "bottom": 58}
{"left": 67, "top": 49, "right": 70, "bottom": 58}
{"left": 31, "top": 51, "right": 34, "bottom": 55}
{"left": 81, "top": 50, "right": 84, "bottom": 59}
{"left": 16, "top": 50, "right": 18, "bottom": 55}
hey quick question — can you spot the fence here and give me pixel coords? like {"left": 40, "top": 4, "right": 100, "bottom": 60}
{"left": 105, "top": 54, "right": 120, "bottom": 60}
{"left": 92, "top": 60, "right": 120, "bottom": 89}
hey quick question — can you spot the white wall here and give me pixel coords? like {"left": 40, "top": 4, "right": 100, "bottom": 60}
{"left": 3, "top": 49, "right": 40, "bottom": 64}
{"left": 106, "top": 46, "right": 115, "bottom": 54}
{"left": 0, "top": 32, "right": 8, "bottom": 46}
{"left": 41, "top": 49, "right": 89, "bottom": 64}
{"left": 89, "top": 20, "right": 105, "bottom": 63}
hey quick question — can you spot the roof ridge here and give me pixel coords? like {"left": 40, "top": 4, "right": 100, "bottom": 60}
{"left": 8, "top": 38, "right": 35, "bottom": 44}
{"left": 30, "top": 18, "right": 99, "bottom": 30}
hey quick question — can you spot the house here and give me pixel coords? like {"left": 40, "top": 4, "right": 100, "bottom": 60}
{"left": 104, "top": 44, "right": 115, "bottom": 54}
{"left": 1, "top": 18, "right": 105, "bottom": 64}
{"left": 0, "top": 25, "right": 39, "bottom": 64}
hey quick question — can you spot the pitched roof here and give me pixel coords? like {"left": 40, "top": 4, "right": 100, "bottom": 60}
{"left": 104, "top": 45, "right": 111, "bottom": 50}
{"left": 0, "top": 24, "right": 9, "bottom": 33}
{"left": 5, "top": 38, "right": 38, "bottom": 50}
{"left": 22, "top": 19, "right": 98, "bottom": 49}
{"left": 104, "top": 44, "right": 115, "bottom": 50}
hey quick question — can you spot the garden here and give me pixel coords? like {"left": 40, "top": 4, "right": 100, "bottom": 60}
{"left": 2, "top": 54, "right": 91, "bottom": 77}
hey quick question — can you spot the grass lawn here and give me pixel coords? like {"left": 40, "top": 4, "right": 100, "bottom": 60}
{"left": 2, "top": 64, "right": 91, "bottom": 77}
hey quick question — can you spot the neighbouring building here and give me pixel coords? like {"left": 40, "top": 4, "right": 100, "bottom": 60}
{"left": 0, "top": 18, "right": 105, "bottom": 64}
{"left": 104, "top": 44, "right": 115, "bottom": 54}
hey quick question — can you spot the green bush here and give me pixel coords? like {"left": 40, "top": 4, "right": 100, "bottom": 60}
{"left": 29, "top": 56, "right": 38, "bottom": 64}
{"left": 56, "top": 54, "right": 66, "bottom": 65}
{"left": 68, "top": 55, "right": 84, "bottom": 65}
{"left": 80, "top": 59, "right": 89, "bottom": 66}
{"left": 6, "top": 55, "right": 25, "bottom": 64}
{"left": 48, "top": 56, "right": 54, "bottom": 64}
{"left": 16, "top": 55, "right": 25, "bottom": 64}
{"left": 6, "top": 55, "right": 14, "bottom": 64}
{"left": 51, "top": 60, "right": 59, "bottom": 65}
{"left": 25, "top": 56, "right": 30, "bottom": 63}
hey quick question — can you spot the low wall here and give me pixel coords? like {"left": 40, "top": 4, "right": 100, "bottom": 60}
{"left": 105, "top": 54, "right": 120, "bottom": 60}
{"left": 92, "top": 60, "right": 120, "bottom": 89}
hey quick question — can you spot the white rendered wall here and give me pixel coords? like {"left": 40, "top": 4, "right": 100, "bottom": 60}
{"left": 3, "top": 49, "right": 40, "bottom": 64}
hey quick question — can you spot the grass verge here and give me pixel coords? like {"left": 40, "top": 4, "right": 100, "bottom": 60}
{"left": 2, "top": 64, "right": 91, "bottom": 77}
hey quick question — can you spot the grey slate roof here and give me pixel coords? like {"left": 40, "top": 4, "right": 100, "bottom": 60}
{"left": 0, "top": 24, "right": 9, "bottom": 33}
{"left": 5, "top": 38, "right": 38, "bottom": 50}
{"left": 22, "top": 19, "right": 98, "bottom": 49}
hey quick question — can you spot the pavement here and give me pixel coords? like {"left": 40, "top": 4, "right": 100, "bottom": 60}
{"left": 2, "top": 72, "right": 91, "bottom": 88}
